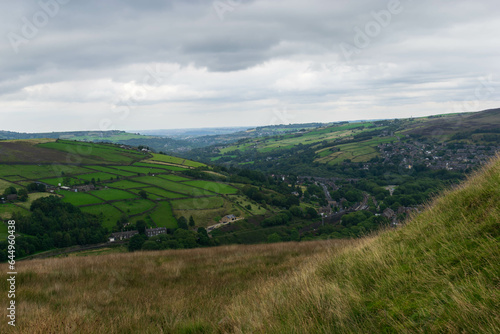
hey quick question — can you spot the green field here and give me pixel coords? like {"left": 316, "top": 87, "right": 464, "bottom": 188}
{"left": 74, "top": 172, "right": 117, "bottom": 183}
{"left": 108, "top": 180, "right": 148, "bottom": 189}
{"left": 91, "top": 189, "right": 138, "bottom": 201}
{"left": 146, "top": 153, "right": 205, "bottom": 168}
{"left": 133, "top": 176, "right": 212, "bottom": 196}
{"left": 228, "top": 195, "right": 268, "bottom": 215}
{"left": 39, "top": 177, "right": 65, "bottom": 186}
{"left": 149, "top": 202, "right": 177, "bottom": 228}
{"left": 113, "top": 199, "right": 156, "bottom": 216}
{"left": 171, "top": 196, "right": 224, "bottom": 210}
{"left": 0, "top": 179, "right": 19, "bottom": 193}
{"left": 110, "top": 165, "right": 166, "bottom": 174}
{"left": 0, "top": 221, "right": 8, "bottom": 240}
{"left": 134, "top": 162, "right": 187, "bottom": 171}
{"left": 59, "top": 191, "right": 105, "bottom": 206}
{"left": 80, "top": 204, "right": 124, "bottom": 229}
{"left": 0, "top": 164, "right": 92, "bottom": 180}
{"left": 16, "top": 193, "right": 57, "bottom": 210}
{"left": 183, "top": 180, "right": 238, "bottom": 194}
{"left": 158, "top": 174, "right": 190, "bottom": 182}
{"left": 0, "top": 203, "right": 26, "bottom": 220}
{"left": 38, "top": 140, "right": 146, "bottom": 164}
{"left": 315, "top": 136, "right": 397, "bottom": 164}
{"left": 84, "top": 166, "right": 136, "bottom": 177}
{"left": 130, "top": 187, "right": 187, "bottom": 199}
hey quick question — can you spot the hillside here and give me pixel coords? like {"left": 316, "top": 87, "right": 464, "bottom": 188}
{"left": 0, "top": 139, "right": 274, "bottom": 243}
{"left": 2, "top": 154, "right": 498, "bottom": 333}
{"left": 185, "top": 108, "right": 500, "bottom": 175}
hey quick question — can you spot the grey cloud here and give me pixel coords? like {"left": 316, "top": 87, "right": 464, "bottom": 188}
{"left": 0, "top": 0, "right": 499, "bottom": 131}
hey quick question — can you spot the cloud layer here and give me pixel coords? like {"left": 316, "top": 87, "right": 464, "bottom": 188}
{"left": 1, "top": 0, "right": 499, "bottom": 132}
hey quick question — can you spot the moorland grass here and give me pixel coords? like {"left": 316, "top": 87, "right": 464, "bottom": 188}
{"left": 0, "top": 241, "right": 350, "bottom": 333}
{"left": 149, "top": 201, "right": 177, "bottom": 228}
{"left": 226, "top": 154, "right": 500, "bottom": 333}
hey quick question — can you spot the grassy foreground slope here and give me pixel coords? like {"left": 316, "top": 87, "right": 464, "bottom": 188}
{"left": 228, "top": 154, "right": 500, "bottom": 333}
{"left": 1, "top": 155, "right": 499, "bottom": 333}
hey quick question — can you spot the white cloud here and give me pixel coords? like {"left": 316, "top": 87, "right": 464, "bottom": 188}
{"left": 0, "top": 0, "right": 499, "bottom": 132}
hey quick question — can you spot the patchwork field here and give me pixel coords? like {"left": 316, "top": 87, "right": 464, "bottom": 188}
{"left": 171, "top": 196, "right": 224, "bottom": 210}
{"left": 90, "top": 189, "right": 137, "bottom": 201}
{"left": 0, "top": 140, "right": 270, "bottom": 233}
{"left": 146, "top": 153, "right": 205, "bottom": 168}
{"left": 113, "top": 199, "right": 156, "bottom": 216}
{"left": 149, "top": 202, "right": 178, "bottom": 228}
{"left": 315, "top": 136, "right": 397, "bottom": 164}
{"left": 38, "top": 140, "right": 146, "bottom": 164}
{"left": 182, "top": 180, "right": 238, "bottom": 194}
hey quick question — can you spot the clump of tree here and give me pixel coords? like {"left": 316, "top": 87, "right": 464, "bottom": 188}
{"left": 0, "top": 196, "right": 107, "bottom": 261}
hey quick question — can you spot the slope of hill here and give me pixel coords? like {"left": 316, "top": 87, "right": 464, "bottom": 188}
{"left": 404, "top": 108, "right": 500, "bottom": 139}
{"left": 0, "top": 140, "right": 263, "bottom": 232}
{"left": 2, "top": 154, "right": 498, "bottom": 333}
{"left": 184, "top": 109, "right": 500, "bottom": 173}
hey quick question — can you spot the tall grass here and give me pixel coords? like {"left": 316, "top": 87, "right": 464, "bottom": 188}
{"left": 0, "top": 240, "right": 355, "bottom": 333}
{"left": 226, "top": 154, "right": 500, "bottom": 333}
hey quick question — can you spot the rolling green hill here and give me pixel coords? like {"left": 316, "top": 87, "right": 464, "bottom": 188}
{"left": 1, "top": 154, "right": 498, "bottom": 333}
{"left": 0, "top": 140, "right": 268, "bottom": 230}
{"left": 185, "top": 109, "right": 500, "bottom": 171}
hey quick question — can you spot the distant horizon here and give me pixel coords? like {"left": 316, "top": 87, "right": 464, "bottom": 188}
{"left": 0, "top": 109, "right": 488, "bottom": 134}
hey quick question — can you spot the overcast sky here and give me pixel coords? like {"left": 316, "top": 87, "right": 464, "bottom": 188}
{"left": 1, "top": 0, "right": 499, "bottom": 132}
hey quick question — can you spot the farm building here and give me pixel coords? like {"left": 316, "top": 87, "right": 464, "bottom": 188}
{"left": 146, "top": 227, "right": 167, "bottom": 237}
{"left": 109, "top": 230, "right": 139, "bottom": 242}
{"left": 74, "top": 184, "right": 96, "bottom": 192}
{"left": 6, "top": 194, "right": 18, "bottom": 202}
{"left": 220, "top": 214, "right": 237, "bottom": 224}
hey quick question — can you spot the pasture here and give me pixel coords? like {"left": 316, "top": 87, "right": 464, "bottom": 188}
{"left": 74, "top": 172, "right": 117, "bottom": 183}
{"left": 183, "top": 180, "right": 238, "bottom": 194}
{"left": 90, "top": 189, "right": 138, "bottom": 201}
{"left": 37, "top": 140, "right": 146, "bottom": 164}
{"left": 146, "top": 153, "right": 205, "bottom": 168}
{"left": 108, "top": 180, "right": 147, "bottom": 189}
{"left": 59, "top": 191, "right": 105, "bottom": 206}
{"left": 134, "top": 162, "right": 187, "bottom": 171}
{"left": 133, "top": 176, "right": 212, "bottom": 196}
{"left": 84, "top": 166, "right": 136, "bottom": 177}
{"left": 158, "top": 174, "right": 190, "bottom": 182}
{"left": 171, "top": 196, "right": 224, "bottom": 210}
{"left": 0, "top": 179, "right": 18, "bottom": 193}
{"left": 315, "top": 136, "right": 397, "bottom": 165}
{"left": 113, "top": 199, "right": 156, "bottom": 216}
{"left": 0, "top": 204, "right": 26, "bottom": 220}
{"left": 130, "top": 187, "right": 187, "bottom": 199}
{"left": 149, "top": 202, "right": 177, "bottom": 228}
{"left": 0, "top": 164, "right": 92, "bottom": 180}
{"left": 16, "top": 193, "right": 57, "bottom": 210}
{"left": 228, "top": 195, "right": 268, "bottom": 215}
{"left": 110, "top": 165, "right": 165, "bottom": 174}
{"left": 80, "top": 204, "right": 124, "bottom": 229}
